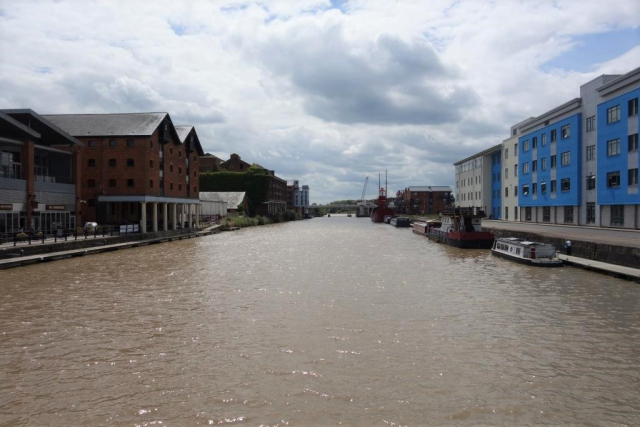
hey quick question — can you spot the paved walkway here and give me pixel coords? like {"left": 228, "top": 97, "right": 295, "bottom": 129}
{"left": 483, "top": 220, "right": 640, "bottom": 248}
{"left": 559, "top": 254, "right": 640, "bottom": 283}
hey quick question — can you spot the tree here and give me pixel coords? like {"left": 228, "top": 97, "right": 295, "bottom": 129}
{"left": 237, "top": 203, "right": 245, "bottom": 215}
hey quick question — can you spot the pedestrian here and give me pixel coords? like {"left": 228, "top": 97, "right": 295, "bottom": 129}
{"left": 564, "top": 240, "right": 572, "bottom": 256}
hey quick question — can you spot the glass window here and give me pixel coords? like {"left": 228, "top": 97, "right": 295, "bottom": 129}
{"left": 561, "top": 152, "right": 570, "bottom": 166}
{"left": 607, "top": 105, "right": 620, "bottom": 123}
{"left": 586, "top": 174, "right": 595, "bottom": 190}
{"left": 88, "top": 140, "right": 96, "bottom": 147}
{"left": 541, "top": 181, "right": 547, "bottom": 193}
{"left": 586, "top": 203, "right": 595, "bottom": 224}
{"left": 514, "top": 186, "right": 518, "bottom": 196}
{"left": 629, "top": 134, "right": 639, "bottom": 152}
{"left": 505, "top": 148, "right": 508, "bottom": 159}
{"left": 561, "top": 178, "right": 570, "bottom": 192}
{"left": 109, "top": 139, "right": 117, "bottom": 147}
{"left": 564, "top": 206, "right": 573, "bottom": 224}
{"left": 109, "top": 179, "right": 116, "bottom": 187}
{"left": 108, "top": 159, "right": 116, "bottom": 167}
{"left": 532, "top": 183, "right": 537, "bottom": 194}
{"left": 126, "top": 139, "right": 134, "bottom": 147}
{"left": 150, "top": 160, "right": 154, "bottom": 168}
{"left": 522, "top": 184, "right": 529, "bottom": 195}
{"left": 586, "top": 145, "right": 596, "bottom": 160}
{"left": 87, "top": 179, "right": 95, "bottom": 188}
{"left": 504, "top": 187, "right": 508, "bottom": 197}
{"left": 532, "top": 160, "right": 537, "bottom": 171}
{"left": 514, "top": 164, "right": 518, "bottom": 177}
{"left": 541, "top": 157, "right": 547, "bottom": 170}
{"left": 607, "top": 139, "right": 620, "bottom": 156}
{"left": 551, "top": 155, "right": 556, "bottom": 168}
{"left": 504, "top": 167, "right": 508, "bottom": 179}
{"left": 525, "top": 207, "right": 532, "bottom": 221}
{"left": 127, "top": 158, "right": 134, "bottom": 167}
{"left": 551, "top": 180, "right": 556, "bottom": 193}
{"left": 543, "top": 206, "right": 550, "bottom": 222}
{"left": 607, "top": 171, "right": 620, "bottom": 188}
{"left": 150, "top": 179, "right": 154, "bottom": 188}
{"left": 629, "top": 168, "right": 638, "bottom": 186}
{"left": 523, "top": 163, "right": 529, "bottom": 174}
{"left": 550, "top": 129, "right": 556, "bottom": 142}
{"left": 628, "top": 98, "right": 638, "bottom": 117}
{"left": 87, "top": 158, "right": 96, "bottom": 167}
{"left": 586, "top": 116, "right": 596, "bottom": 132}
{"left": 532, "top": 137, "right": 537, "bottom": 149}
{"left": 561, "top": 125, "right": 570, "bottom": 139}
{"left": 611, "top": 205, "right": 624, "bottom": 226}
{"left": 523, "top": 140, "right": 529, "bottom": 151}
{"left": 541, "top": 133, "right": 547, "bottom": 145}
{"left": 127, "top": 179, "right": 134, "bottom": 187}
{"left": 514, "top": 143, "right": 518, "bottom": 155}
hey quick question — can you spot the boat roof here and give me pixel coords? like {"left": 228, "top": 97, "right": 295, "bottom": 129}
{"left": 497, "top": 237, "right": 552, "bottom": 246}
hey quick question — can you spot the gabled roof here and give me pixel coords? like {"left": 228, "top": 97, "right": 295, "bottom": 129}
{"left": 0, "top": 109, "right": 82, "bottom": 146}
{"left": 42, "top": 112, "right": 170, "bottom": 138}
{"left": 0, "top": 111, "right": 41, "bottom": 141}
{"left": 174, "top": 125, "right": 205, "bottom": 156}
{"left": 199, "top": 192, "right": 246, "bottom": 207}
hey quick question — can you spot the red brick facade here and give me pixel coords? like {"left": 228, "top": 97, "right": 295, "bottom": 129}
{"left": 403, "top": 187, "right": 452, "bottom": 215}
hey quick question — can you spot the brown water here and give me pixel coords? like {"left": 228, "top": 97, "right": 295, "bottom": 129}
{"left": 1, "top": 216, "right": 639, "bottom": 426}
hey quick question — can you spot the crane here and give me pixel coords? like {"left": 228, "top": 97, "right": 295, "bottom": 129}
{"left": 360, "top": 176, "right": 368, "bottom": 202}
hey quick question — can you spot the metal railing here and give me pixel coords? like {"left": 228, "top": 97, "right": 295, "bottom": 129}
{"left": 0, "top": 225, "right": 137, "bottom": 246}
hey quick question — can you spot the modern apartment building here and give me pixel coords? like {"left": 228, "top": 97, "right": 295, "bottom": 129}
{"left": 0, "top": 109, "right": 82, "bottom": 233}
{"left": 501, "top": 118, "right": 535, "bottom": 222}
{"left": 295, "top": 184, "right": 310, "bottom": 214}
{"left": 454, "top": 144, "right": 501, "bottom": 218}
{"left": 44, "top": 112, "right": 204, "bottom": 233}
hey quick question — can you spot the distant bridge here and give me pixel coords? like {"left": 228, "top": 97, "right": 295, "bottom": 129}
{"left": 310, "top": 204, "right": 361, "bottom": 209}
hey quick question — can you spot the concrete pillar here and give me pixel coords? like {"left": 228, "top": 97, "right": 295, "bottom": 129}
{"left": 172, "top": 203, "right": 177, "bottom": 230}
{"left": 152, "top": 202, "right": 158, "bottom": 232}
{"left": 140, "top": 202, "right": 147, "bottom": 233}
{"left": 162, "top": 203, "right": 168, "bottom": 231}
{"left": 195, "top": 204, "right": 200, "bottom": 228}
{"left": 189, "top": 203, "right": 194, "bottom": 229}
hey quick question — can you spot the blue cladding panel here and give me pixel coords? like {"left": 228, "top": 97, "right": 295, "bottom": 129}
{"left": 491, "top": 152, "right": 501, "bottom": 219}
{"left": 597, "top": 89, "right": 640, "bottom": 205}
{"left": 518, "top": 113, "right": 581, "bottom": 206}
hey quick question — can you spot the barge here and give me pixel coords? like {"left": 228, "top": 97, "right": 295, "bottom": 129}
{"left": 492, "top": 237, "right": 563, "bottom": 267}
{"left": 427, "top": 207, "right": 494, "bottom": 249}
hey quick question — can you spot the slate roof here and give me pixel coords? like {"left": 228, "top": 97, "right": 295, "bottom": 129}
{"left": 42, "top": 112, "right": 168, "bottom": 137}
{"left": 1, "top": 109, "right": 82, "bottom": 146}
{"left": 174, "top": 125, "right": 193, "bottom": 143}
{"left": 407, "top": 186, "right": 452, "bottom": 192}
{"left": 199, "top": 192, "right": 246, "bottom": 208}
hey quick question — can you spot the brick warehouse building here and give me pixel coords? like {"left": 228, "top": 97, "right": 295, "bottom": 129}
{"left": 402, "top": 186, "right": 453, "bottom": 215}
{"left": 44, "top": 113, "right": 204, "bottom": 233}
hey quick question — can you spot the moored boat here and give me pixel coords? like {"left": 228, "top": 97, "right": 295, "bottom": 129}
{"left": 427, "top": 207, "right": 494, "bottom": 249}
{"left": 413, "top": 219, "right": 442, "bottom": 236}
{"left": 390, "top": 217, "right": 411, "bottom": 227}
{"left": 491, "top": 237, "right": 563, "bottom": 267}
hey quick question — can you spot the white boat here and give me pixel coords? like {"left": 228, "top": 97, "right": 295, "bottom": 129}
{"left": 491, "top": 237, "right": 563, "bottom": 267}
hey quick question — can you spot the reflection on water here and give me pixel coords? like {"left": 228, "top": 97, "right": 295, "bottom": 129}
{"left": 0, "top": 216, "right": 639, "bottom": 425}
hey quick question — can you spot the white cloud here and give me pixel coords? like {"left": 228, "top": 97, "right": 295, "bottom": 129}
{"left": 0, "top": 0, "right": 638, "bottom": 202}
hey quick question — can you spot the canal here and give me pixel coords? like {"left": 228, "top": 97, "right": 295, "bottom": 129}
{"left": 1, "top": 216, "right": 639, "bottom": 426}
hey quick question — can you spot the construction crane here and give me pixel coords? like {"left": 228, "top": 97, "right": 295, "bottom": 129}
{"left": 360, "top": 176, "right": 369, "bottom": 202}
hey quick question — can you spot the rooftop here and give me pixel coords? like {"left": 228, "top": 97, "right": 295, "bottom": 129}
{"left": 42, "top": 112, "right": 168, "bottom": 137}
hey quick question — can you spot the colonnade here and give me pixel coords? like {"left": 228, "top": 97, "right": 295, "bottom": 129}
{"left": 139, "top": 202, "right": 200, "bottom": 234}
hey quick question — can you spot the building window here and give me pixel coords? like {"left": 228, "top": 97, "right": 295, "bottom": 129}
{"left": 586, "top": 116, "right": 596, "bottom": 132}
{"left": 150, "top": 179, "right": 154, "bottom": 188}
{"left": 586, "top": 203, "right": 595, "bottom": 224}
{"left": 109, "top": 179, "right": 116, "bottom": 187}
{"left": 504, "top": 187, "right": 508, "bottom": 197}
{"left": 179, "top": 184, "right": 182, "bottom": 191}
{"left": 109, "top": 139, "right": 117, "bottom": 147}
{"left": 87, "top": 179, "right": 95, "bottom": 188}
{"left": 522, "top": 184, "right": 529, "bottom": 195}
{"left": 504, "top": 168, "right": 508, "bottom": 179}
{"left": 532, "top": 137, "right": 537, "bottom": 149}
{"left": 514, "top": 164, "right": 518, "bottom": 177}
{"left": 607, "top": 139, "right": 620, "bottom": 156}
{"left": 629, "top": 168, "right": 639, "bottom": 186}
{"left": 87, "top": 158, "right": 96, "bottom": 167}
{"left": 514, "top": 186, "right": 518, "bottom": 196}
{"left": 108, "top": 159, "right": 116, "bottom": 167}
{"left": 505, "top": 148, "right": 509, "bottom": 159}
{"left": 126, "top": 139, "right": 134, "bottom": 147}
{"left": 193, "top": 171, "right": 197, "bottom": 177}
{"left": 541, "top": 157, "right": 547, "bottom": 170}
{"left": 178, "top": 167, "right": 182, "bottom": 174}
{"left": 515, "top": 207, "right": 518, "bottom": 220}
{"left": 607, "top": 171, "right": 620, "bottom": 188}
{"left": 532, "top": 160, "right": 537, "bottom": 171}
{"left": 170, "top": 183, "right": 174, "bottom": 190}
{"left": 193, "top": 186, "right": 196, "bottom": 193}
{"left": 628, "top": 98, "right": 638, "bottom": 117}
{"left": 541, "top": 181, "right": 547, "bottom": 194}
{"left": 629, "top": 134, "right": 639, "bottom": 152}
{"left": 543, "top": 207, "right": 550, "bottom": 222}
{"left": 88, "top": 140, "right": 96, "bottom": 147}
{"left": 561, "top": 152, "right": 570, "bottom": 166}
{"left": 170, "top": 148, "right": 173, "bottom": 155}
{"left": 178, "top": 151, "right": 182, "bottom": 157}
{"left": 149, "top": 141, "right": 153, "bottom": 149}
{"left": 607, "top": 105, "right": 620, "bottom": 123}
{"left": 532, "top": 183, "right": 537, "bottom": 194}
{"left": 150, "top": 160, "right": 154, "bottom": 168}
{"left": 550, "top": 129, "right": 556, "bottom": 143}
{"left": 514, "top": 143, "right": 518, "bottom": 155}
{"left": 610, "top": 205, "right": 624, "bottom": 226}
{"left": 561, "top": 125, "right": 570, "bottom": 139}
{"left": 127, "top": 158, "right": 134, "bottom": 167}
{"left": 586, "top": 145, "right": 596, "bottom": 160}
{"left": 523, "top": 140, "right": 529, "bottom": 151}
{"left": 504, "top": 207, "right": 509, "bottom": 220}
{"left": 551, "top": 155, "right": 556, "bottom": 168}
{"left": 88, "top": 199, "right": 96, "bottom": 207}
{"left": 127, "top": 179, "right": 134, "bottom": 187}
{"left": 561, "top": 178, "right": 570, "bottom": 192}
{"left": 525, "top": 207, "right": 532, "bottom": 221}
{"left": 170, "top": 165, "right": 173, "bottom": 172}
{"left": 541, "top": 133, "right": 547, "bottom": 145}
{"left": 551, "top": 180, "right": 556, "bottom": 193}
{"left": 564, "top": 206, "right": 573, "bottom": 224}
{"left": 523, "top": 162, "right": 529, "bottom": 174}
{"left": 586, "top": 174, "right": 596, "bottom": 190}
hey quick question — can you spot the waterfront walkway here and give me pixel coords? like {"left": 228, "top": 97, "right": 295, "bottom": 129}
{"left": 483, "top": 220, "right": 640, "bottom": 248}
{"left": 559, "top": 254, "right": 640, "bottom": 283}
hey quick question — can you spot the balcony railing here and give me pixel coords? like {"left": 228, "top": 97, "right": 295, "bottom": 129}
{"left": 35, "top": 174, "right": 72, "bottom": 184}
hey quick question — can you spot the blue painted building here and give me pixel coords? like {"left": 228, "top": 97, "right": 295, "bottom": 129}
{"left": 596, "top": 88, "right": 640, "bottom": 206}
{"left": 518, "top": 113, "right": 582, "bottom": 209}
{"left": 490, "top": 151, "right": 502, "bottom": 219}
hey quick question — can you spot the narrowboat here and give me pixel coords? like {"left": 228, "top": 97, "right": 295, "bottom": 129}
{"left": 491, "top": 237, "right": 563, "bottom": 267}
{"left": 427, "top": 207, "right": 494, "bottom": 249}
{"left": 412, "top": 220, "right": 442, "bottom": 236}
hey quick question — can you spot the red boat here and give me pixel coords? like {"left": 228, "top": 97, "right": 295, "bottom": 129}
{"left": 427, "top": 207, "right": 494, "bottom": 249}
{"left": 371, "top": 186, "right": 394, "bottom": 223}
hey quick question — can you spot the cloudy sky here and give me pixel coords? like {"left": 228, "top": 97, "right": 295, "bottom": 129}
{"left": 1, "top": 0, "right": 639, "bottom": 202}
